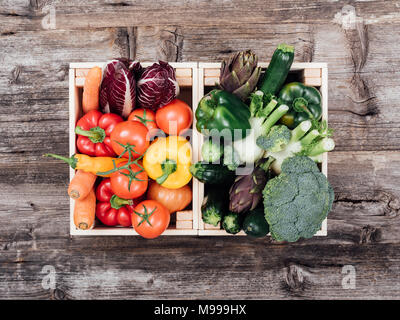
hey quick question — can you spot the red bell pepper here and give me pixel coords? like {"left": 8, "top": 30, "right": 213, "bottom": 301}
{"left": 95, "top": 178, "right": 142, "bottom": 227}
{"left": 75, "top": 110, "right": 123, "bottom": 157}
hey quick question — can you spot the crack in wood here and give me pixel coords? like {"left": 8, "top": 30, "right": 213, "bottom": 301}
{"left": 300, "top": 27, "right": 315, "bottom": 62}
{"left": 157, "top": 27, "right": 183, "bottom": 62}
{"left": 127, "top": 26, "right": 137, "bottom": 60}
{"left": 106, "top": 1, "right": 131, "bottom": 6}
{"left": 341, "top": 15, "right": 378, "bottom": 119}
{"left": 1, "top": 31, "right": 16, "bottom": 36}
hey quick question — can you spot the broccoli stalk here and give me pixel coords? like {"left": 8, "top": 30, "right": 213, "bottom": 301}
{"left": 257, "top": 120, "right": 335, "bottom": 174}
{"left": 232, "top": 91, "right": 289, "bottom": 165}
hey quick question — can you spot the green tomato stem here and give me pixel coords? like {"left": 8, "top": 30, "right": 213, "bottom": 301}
{"left": 110, "top": 195, "right": 133, "bottom": 210}
{"left": 75, "top": 126, "right": 106, "bottom": 143}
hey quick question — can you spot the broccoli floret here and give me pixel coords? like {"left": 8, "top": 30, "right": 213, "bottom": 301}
{"left": 263, "top": 156, "right": 334, "bottom": 242}
{"left": 259, "top": 120, "right": 335, "bottom": 174}
{"left": 256, "top": 125, "right": 291, "bottom": 152}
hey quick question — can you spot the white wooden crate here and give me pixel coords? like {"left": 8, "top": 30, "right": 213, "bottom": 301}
{"left": 196, "top": 62, "right": 329, "bottom": 237}
{"left": 69, "top": 62, "right": 200, "bottom": 236}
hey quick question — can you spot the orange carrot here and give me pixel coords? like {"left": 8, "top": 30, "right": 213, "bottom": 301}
{"left": 82, "top": 66, "right": 102, "bottom": 113}
{"left": 68, "top": 170, "right": 97, "bottom": 200}
{"left": 73, "top": 189, "right": 96, "bottom": 230}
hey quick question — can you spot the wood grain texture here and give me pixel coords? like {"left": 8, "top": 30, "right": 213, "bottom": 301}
{"left": 0, "top": 0, "right": 400, "bottom": 299}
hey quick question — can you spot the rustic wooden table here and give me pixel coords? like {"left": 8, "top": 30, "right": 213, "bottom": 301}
{"left": 1, "top": 0, "right": 399, "bottom": 300}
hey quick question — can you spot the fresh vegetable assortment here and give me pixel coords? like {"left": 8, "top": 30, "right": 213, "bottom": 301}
{"left": 194, "top": 44, "right": 335, "bottom": 242}
{"left": 49, "top": 46, "right": 334, "bottom": 243}
{"left": 47, "top": 59, "right": 193, "bottom": 239}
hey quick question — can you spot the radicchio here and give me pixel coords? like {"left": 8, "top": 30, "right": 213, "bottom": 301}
{"left": 137, "top": 61, "right": 179, "bottom": 111}
{"left": 100, "top": 58, "right": 136, "bottom": 118}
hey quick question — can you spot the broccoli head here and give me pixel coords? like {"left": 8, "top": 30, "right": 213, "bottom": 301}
{"left": 256, "top": 125, "right": 291, "bottom": 152}
{"left": 263, "top": 156, "right": 334, "bottom": 242}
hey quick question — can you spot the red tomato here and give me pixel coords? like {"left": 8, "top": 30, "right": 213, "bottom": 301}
{"left": 128, "top": 109, "right": 158, "bottom": 132}
{"left": 110, "top": 161, "right": 148, "bottom": 199}
{"left": 110, "top": 121, "right": 149, "bottom": 159}
{"left": 155, "top": 99, "right": 193, "bottom": 135}
{"left": 131, "top": 200, "right": 170, "bottom": 239}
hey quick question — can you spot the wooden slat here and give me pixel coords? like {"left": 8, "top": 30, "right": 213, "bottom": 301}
{"left": 176, "top": 210, "right": 193, "bottom": 221}
{"left": 302, "top": 77, "right": 322, "bottom": 86}
{"left": 303, "top": 68, "right": 322, "bottom": 78}
{"left": 204, "top": 223, "right": 221, "bottom": 230}
{"left": 2, "top": 1, "right": 400, "bottom": 32}
{"left": 176, "top": 220, "right": 193, "bottom": 229}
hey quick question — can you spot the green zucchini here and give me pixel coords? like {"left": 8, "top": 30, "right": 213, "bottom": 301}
{"left": 190, "top": 162, "right": 234, "bottom": 184}
{"left": 243, "top": 207, "right": 270, "bottom": 238}
{"left": 201, "top": 188, "right": 226, "bottom": 226}
{"left": 222, "top": 212, "right": 242, "bottom": 234}
{"left": 259, "top": 44, "right": 294, "bottom": 96}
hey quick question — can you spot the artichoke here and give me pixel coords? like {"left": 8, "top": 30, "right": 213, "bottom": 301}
{"left": 229, "top": 159, "right": 271, "bottom": 213}
{"left": 219, "top": 50, "right": 261, "bottom": 101}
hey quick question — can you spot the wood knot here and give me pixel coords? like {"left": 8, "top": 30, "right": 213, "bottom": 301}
{"left": 52, "top": 288, "right": 67, "bottom": 300}
{"left": 359, "top": 225, "right": 380, "bottom": 244}
{"left": 147, "top": 278, "right": 154, "bottom": 287}
{"left": 10, "top": 66, "right": 22, "bottom": 84}
{"left": 282, "top": 264, "right": 309, "bottom": 294}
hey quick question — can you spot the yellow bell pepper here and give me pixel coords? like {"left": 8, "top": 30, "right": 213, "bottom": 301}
{"left": 143, "top": 136, "right": 192, "bottom": 189}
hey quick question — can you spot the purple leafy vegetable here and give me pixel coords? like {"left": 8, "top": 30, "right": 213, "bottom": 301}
{"left": 100, "top": 58, "right": 136, "bottom": 118}
{"left": 137, "top": 61, "right": 179, "bottom": 111}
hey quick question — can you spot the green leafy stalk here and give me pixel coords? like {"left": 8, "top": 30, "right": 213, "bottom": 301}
{"left": 156, "top": 159, "right": 177, "bottom": 185}
{"left": 261, "top": 104, "right": 289, "bottom": 134}
{"left": 43, "top": 153, "right": 77, "bottom": 169}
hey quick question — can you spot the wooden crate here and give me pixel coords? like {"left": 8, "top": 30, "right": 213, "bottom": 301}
{"left": 196, "top": 62, "right": 329, "bottom": 236}
{"left": 69, "top": 62, "right": 200, "bottom": 236}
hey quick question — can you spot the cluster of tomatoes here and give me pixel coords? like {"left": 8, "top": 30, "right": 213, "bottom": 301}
{"left": 75, "top": 99, "right": 193, "bottom": 238}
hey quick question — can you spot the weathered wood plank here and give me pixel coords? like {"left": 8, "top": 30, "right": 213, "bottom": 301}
{"left": 2, "top": 0, "right": 400, "bottom": 32}
{"left": 0, "top": 239, "right": 399, "bottom": 299}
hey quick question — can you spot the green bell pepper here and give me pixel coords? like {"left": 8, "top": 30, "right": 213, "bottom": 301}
{"left": 196, "top": 89, "right": 251, "bottom": 140}
{"left": 278, "top": 82, "right": 322, "bottom": 128}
